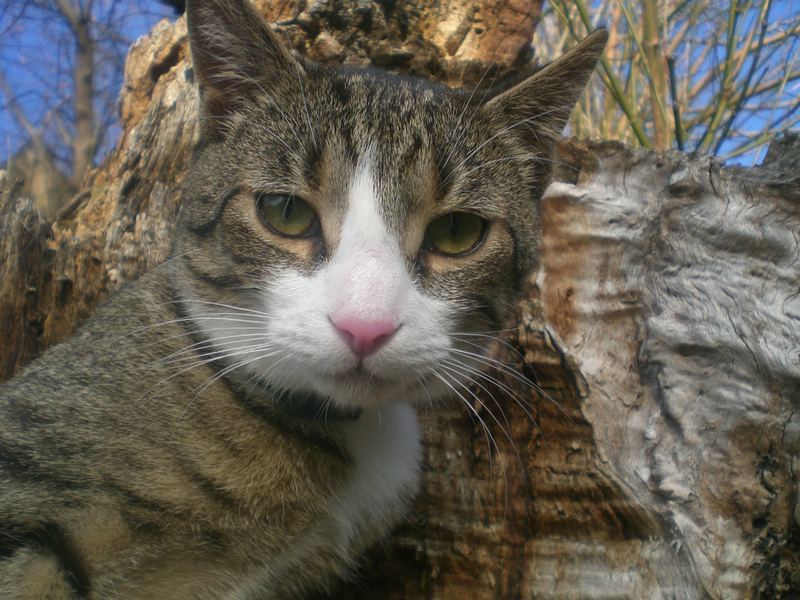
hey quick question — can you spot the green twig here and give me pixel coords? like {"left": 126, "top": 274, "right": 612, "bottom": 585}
{"left": 667, "top": 56, "right": 686, "bottom": 151}
{"left": 571, "top": 0, "right": 654, "bottom": 148}
{"left": 722, "top": 111, "right": 800, "bottom": 160}
{"left": 696, "top": 0, "right": 744, "bottom": 153}
{"left": 714, "top": 0, "right": 772, "bottom": 155}
{"left": 618, "top": 0, "right": 671, "bottom": 147}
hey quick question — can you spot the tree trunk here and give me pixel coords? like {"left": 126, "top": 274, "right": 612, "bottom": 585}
{"left": 71, "top": 11, "right": 96, "bottom": 187}
{"left": 53, "top": 0, "right": 98, "bottom": 186}
{"left": 0, "top": 2, "right": 797, "bottom": 598}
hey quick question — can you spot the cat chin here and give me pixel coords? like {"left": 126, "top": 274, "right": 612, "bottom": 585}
{"left": 311, "top": 378, "right": 411, "bottom": 410}
{"left": 301, "top": 369, "right": 448, "bottom": 410}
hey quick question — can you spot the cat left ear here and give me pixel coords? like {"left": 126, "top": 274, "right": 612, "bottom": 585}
{"left": 482, "top": 29, "right": 608, "bottom": 145}
{"left": 186, "top": 0, "right": 305, "bottom": 139}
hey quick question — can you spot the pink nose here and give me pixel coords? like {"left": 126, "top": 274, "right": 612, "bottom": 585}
{"left": 330, "top": 316, "right": 398, "bottom": 357}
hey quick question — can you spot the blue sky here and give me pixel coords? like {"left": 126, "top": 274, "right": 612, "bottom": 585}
{"left": 709, "top": 0, "right": 799, "bottom": 163}
{"left": 0, "top": 1, "right": 177, "bottom": 169}
{"left": 1, "top": 1, "right": 797, "bottom": 170}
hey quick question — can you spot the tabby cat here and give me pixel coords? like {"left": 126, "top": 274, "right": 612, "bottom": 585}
{"left": 0, "top": 1, "right": 606, "bottom": 597}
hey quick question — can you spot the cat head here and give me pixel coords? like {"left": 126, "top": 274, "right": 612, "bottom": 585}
{"left": 176, "top": 0, "right": 605, "bottom": 411}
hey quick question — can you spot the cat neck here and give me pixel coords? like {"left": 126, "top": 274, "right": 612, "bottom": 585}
{"left": 246, "top": 385, "right": 363, "bottom": 423}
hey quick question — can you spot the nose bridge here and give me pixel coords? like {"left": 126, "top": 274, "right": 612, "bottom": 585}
{"left": 325, "top": 152, "right": 411, "bottom": 323}
{"left": 330, "top": 234, "right": 408, "bottom": 322}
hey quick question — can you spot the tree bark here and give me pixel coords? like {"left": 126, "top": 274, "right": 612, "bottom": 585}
{"left": 54, "top": 0, "right": 97, "bottom": 186}
{"left": 71, "top": 11, "right": 96, "bottom": 187}
{"left": 1, "top": 2, "right": 797, "bottom": 598}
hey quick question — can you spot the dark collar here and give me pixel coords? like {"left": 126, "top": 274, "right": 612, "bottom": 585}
{"left": 237, "top": 383, "right": 362, "bottom": 424}
{"left": 270, "top": 387, "right": 363, "bottom": 422}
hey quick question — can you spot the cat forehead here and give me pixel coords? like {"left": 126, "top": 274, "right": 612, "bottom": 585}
{"left": 316, "top": 145, "right": 433, "bottom": 254}
{"left": 303, "top": 67, "right": 461, "bottom": 146}
{"left": 339, "top": 155, "right": 396, "bottom": 247}
{"left": 236, "top": 69, "right": 517, "bottom": 233}
{"left": 231, "top": 57, "right": 503, "bottom": 175}
{"left": 322, "top": 66, "right": 449, "bottom": 108}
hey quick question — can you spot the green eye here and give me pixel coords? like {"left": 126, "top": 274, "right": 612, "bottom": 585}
{"left": 424, "top": 212, "right": 488, "bottom": 256}
{"left": 257, "top": 194, "right": 319, "bottom": 238}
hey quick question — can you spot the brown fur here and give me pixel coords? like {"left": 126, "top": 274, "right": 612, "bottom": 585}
{"left": 0, "top": 1, "right": 605, "bottom": 597}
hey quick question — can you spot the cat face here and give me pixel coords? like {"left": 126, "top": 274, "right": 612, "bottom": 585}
{"left": 177, "top": 0, "right": 605, "bottom": 410}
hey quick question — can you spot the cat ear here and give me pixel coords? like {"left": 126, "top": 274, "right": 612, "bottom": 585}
{"left": 186, "top": 0, "right": 305, "bottom": 138}
{"left": 482, "top": 29, "right": 608, "bottom": 145}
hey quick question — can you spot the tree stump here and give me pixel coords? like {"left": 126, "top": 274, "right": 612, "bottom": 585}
{"left": 0, "top": 2, "right": 797, "bottom": 598}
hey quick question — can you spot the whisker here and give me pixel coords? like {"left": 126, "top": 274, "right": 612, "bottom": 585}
{"left": 178, "top": 351, "right": 288, "bottom": 421}
{"left": 457, "top": 153, "right": 575, "bottom": 182}
{"left": 449, "top": 348, "right": 569, "bottom": 421}
{"left": 450, "top": 331, "right": 526, "bottom": 362}
{"left": 414, "top": 374, "right": 436, "bottom": 414}
{"left": 430, "top": 369, "right": 499, "bottom": 471}
{"left": 443, "top": 358, "right": 543, "bottom": 441}
{"left": 165, "top": 299, "right": 270, "bottom": 317}
{"left": 150, "top": 328, "right": 268, "bottom": 358}
{"left": 145, "top": 345, "right": 279, "bottom": 395}
{"left": 140, "top": 325, "right": 269, "bottom": 348}
{"left": 125, "top": 314, "right": 268, "bottom": 338}
{"left": 443, "top": 357, "right": 534, "bottom": 415}
{"left": 440, "top": 63, "right": 497, "bottom": 174}
{"left": 155, "top": 339, "right": 274, "bottom": 368}
{"left": 439, "top": 362, "right": 518, "bottom": 457}
{"left": 440, "top": 106, "right": 568, "bottom": 190}
{"left": 451, "top": 347, "right": 539, "bottom": 390}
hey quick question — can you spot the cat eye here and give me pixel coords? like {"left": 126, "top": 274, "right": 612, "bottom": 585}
{"left": 423, "top": 212, "right": 488, "bottom": 256}
{"left": 256, "top": 194, "right": 319, "bottom": 238}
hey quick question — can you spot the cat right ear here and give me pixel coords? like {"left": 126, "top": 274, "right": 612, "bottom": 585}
{"left": 186, "top": 0, "right": 305, "bottom": 139}
{"left": 482, "top": 29, "right": 608, "bottom": 147}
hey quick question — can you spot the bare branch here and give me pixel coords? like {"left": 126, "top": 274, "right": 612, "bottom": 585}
{"left": 0, "top": 70, "right": 39, "bottom": 140}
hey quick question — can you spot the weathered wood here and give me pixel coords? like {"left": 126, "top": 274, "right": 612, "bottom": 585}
{"left": 1, "top": 2, "right": 798, "bottom": 598}
{"left": 536, "top": 141, "right": 799, "bottom": 598}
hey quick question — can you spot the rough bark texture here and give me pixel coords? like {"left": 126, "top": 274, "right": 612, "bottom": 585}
{"left": 1, "top": 2, "right": 798, "bottom": 598}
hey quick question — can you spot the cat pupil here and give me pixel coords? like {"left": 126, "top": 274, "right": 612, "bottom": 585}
{"left": 449, "top": 214, "right": 458, "bottom": 237}
{"left": 282, "top": 197, "right": 295, "bottom": 221}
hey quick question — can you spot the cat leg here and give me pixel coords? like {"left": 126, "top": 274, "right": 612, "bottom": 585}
{"left": 0, "top": 548, "right": 82, "bottom": 600}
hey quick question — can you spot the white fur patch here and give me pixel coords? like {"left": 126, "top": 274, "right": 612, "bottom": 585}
{"left": 331, "top": 401, "right": 421, "bottom": 549}
{"left": 326, "top": 158, "right": 410, "bottom": 324}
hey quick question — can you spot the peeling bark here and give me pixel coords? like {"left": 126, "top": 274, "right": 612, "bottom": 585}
{"left": 1, "top": 2, "right": 798, "bottom": 598}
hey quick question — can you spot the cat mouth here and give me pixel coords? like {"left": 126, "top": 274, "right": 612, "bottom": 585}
{"left": 331, "top": 364, "right": 388, "bottom": 384}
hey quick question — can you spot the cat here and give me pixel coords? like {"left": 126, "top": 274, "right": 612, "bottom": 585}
{"left": 0, "top": 0, "right": 606, "bottom": 597}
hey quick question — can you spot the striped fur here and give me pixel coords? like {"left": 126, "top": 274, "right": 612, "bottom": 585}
{"left": 0, "top": 1, "right": 605, "bottom": 597}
